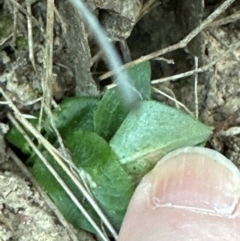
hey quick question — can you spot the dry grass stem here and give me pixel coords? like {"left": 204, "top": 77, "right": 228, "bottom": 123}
{"left": 0, "top": 33, "right": 12, "bottom": 46}
{"left": 12, "top": 1, "right": 17, "bottom": 43}
{"left": 99, "top": 0, "right": 236, "bottom": 80}
{"left": 207, "top": 10, "right": 240, "bottom": 28}
{"left": 138, "top": 0, "right": 160, "bottom": 21}
{"left": 20, "top": 97, "right": 42, "bottom": 106}
{"left": 154, "top": 57, "right": 175, "bottom": 65}
{"left": 26, "top": 0, "right": 36, "bottom": 71}
{"left": 43, "top": 0, "right": 54, "bottom": 108}
{"left": 54, "top": 6, "right": 67, "bottom": 36}
{"left": 39, "top": 0, "right": 54, "bottom": 143}
{"left": 152, "top": 87, "right": 193, "bottom": 116}
{"left": 9, "top": 0, "right": 44, "bottom": 34}
{"left": 47, "top": 108, "right": 70, "bottom": 159}
{"left": 0, "top": 101, "right": 8, "bottom": 105}
{"left": 151, "top": 39, "right": 240, "bottom": 84}
{"left": 128, "top": 0, "right": 236, "bottom": 65}
{"left": 92, "top": 50, "right": 103, "bottom": 65}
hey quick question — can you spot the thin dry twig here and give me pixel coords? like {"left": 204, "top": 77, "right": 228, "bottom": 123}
{"left": 152, "top": 87, "right": 193, "bottom": 116}
{"left": 39, "top": 0, "right": 57, "bottom": 153}
{"left": 21, "top": 97, "right": 42, "bottom": 106}
{"left": 138, "top": 0, "right": 160, "bottom": 21}
{"left": 92, "top": 50, "right": 103, "bottom": 64}
{"left": 151, "top": 39, "right": 240, "bottom": 84}
{"left": 8, "top": 0, "right": 44, "bottom": 34}
{"left": 99, "top": 0, "right": 236, "bottom": 80}
{"left": 54, "top": 6, "right": 67, "bottom": 36}
{"left": 154, "top": 57, "right": 175, "bottom": 65}
{"left": 207, "top": 10, "right": 240, "bottom": 28}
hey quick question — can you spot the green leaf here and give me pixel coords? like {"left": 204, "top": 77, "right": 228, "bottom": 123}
{"left": 31, "top": 130, "right": 135, "bottom": 234}
{"left": 94, "top": 61, "right": 151, "bottom": 141}
{"left": 6, "top": 97, "right": 99, "bottom": 154}
{"left": 94, "top": 88, "right": 135, "bottom": 141}
{"left": 65, "top": 130, "right": 135, "bottom": 231}
{"left": 45, "top": 96, "right": 100, "bottom": 138}
{"left": 6, "top": 126, "right": 31, "bottom": 154}
{"left": 6, "top": 118, "right": 39, "bottom": 154}
{"left": 122, "top": 61, "right": 151, "bottom": 100}
{"left": 110, "top": 100, "right": 213, "bottom": 183}
{"left": 31, "top": 152, "right": 99, "bottom": 233}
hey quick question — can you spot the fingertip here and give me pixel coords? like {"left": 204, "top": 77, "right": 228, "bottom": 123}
{"left": 118, "top": 147, "right": 240, "bottom": 241}
{"left": 150, "top": 147, "right": 240, "bottom": 215}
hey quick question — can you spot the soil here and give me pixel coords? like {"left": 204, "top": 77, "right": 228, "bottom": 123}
{"left": 0, "top": 0, "right": 240, "bottom": 240}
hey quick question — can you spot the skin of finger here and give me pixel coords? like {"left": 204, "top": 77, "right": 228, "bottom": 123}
{"left": 118, "top": 147, "right": 240, "bottom": 241}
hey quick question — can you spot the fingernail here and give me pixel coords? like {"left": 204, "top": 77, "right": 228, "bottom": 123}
{"left": 149, "top": 147, "right": 240, "bottom": 215}
{"left": 118, "top": 147, "right": 240, "bottom": 241}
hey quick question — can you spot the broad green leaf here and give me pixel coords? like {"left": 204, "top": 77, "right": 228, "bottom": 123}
{"left": 94, "top": 61, "right": 151, "bottom": 141}
{"left": 45, "top": 96, "right": 99, "bottom": 138}
{"left": 110, "top": 100, "right": 213, "bottom": 183}
{"left": 121, "top": 61, "right": 151, "bottom": 100}
{"left": 31, "top": 130, "right": 135, "bottom": 234}
{"left": 31, "top": 152, "right": 99, "bottom": 233}
{"left": 94, "top": 88, "right": 136, "bottom": 141}
{"left": 65, "top": 130, "right": 135, "bottom": 231}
